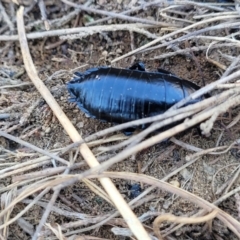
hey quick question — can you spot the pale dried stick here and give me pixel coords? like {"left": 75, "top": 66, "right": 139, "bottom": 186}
{"left": 160, "top": 11, "right": 195, "bottom": 24}
{"left": 16, "top": 6, "right": 149, "bottom": 240}
{"left": 169, "top": 69, "right": 240, "bottom": 111}
{"left": 1, "top": 188, "right": 17, "bottom": 238}
{"left": 0, "top": 103, "right": 27, "bottom": 114}
{"left": 0, "top": 23, "right": 155, "bottom": 41}
{"left": 38, "top": 0, "right": 50, "bottom": 30}
{"left": 61, "top": 26, "right": 158, "bottom": 40}
{"left": 222, "top": 55, "right": 240, "bottom": 78}
{"left": 0, "top": 1, "right": 37, "bottom": 35}
{"left": 0, "top": 113, "right": 20, "bottom": 119}
{"left": 170, "top": 137, "right": 204, "bottom": 152}
{"left": 217, "top": 83, "right": 240, "bottom": 89}
{"left": 83, "top": 86, "right": 235, "bottom": 148}
{"left": 54, "top": 158, "right": 238, "bottom": 239}
{"left": 0, "top": 155, "right": 51, "bottom": 176}
{"left": 98, "top": 109, "right": 197, "bottom": 153}
{"left": 12, "top": 166, "right": 67, "bottom": 182}
{"left": 176, "top": 0, "right": 234, "bottom": 11}
{"left": 0, "top": 161, "right": 52, "bottom": 181}
{"left": 86, "top": 0, "right": 168, "bottom": 26}
{"left": 0, "top": 131, "right": 69, "bottom": 165}
{"left": 2, "top": 1, "right": 84, "bottom": 34}
{"left": 60, "top": 204, "right": 157, "bottom": 238}
{"left": 26, "top": 8, "right": 80, "bottom": 30}
{"left": 153, "top": 209, "right": 218, "bottom": 239}
{"left": 59, "top": 155, "right": 201, "bottom": 236}
{"left": 44, "top": 0, "right": 92, "bottom": 50}
{"left": 213, "top": 165, "right": 240, "bottom": 196}
{"left": 193, "top": 11, "right": 238, "bottom": 19}
{"left": 164, "top": 184, "right": 240, "bottom": 237}
{"left": 1, "top": 178, "right": 44, "bottom": 194}
{"left": 224, "top": 166, "right": 240, "bottom": 195}
{"left": 215, "top": 86, "right": 240, "bottom": 146}
{"left": 22, "top": 199, "right": 89, "bottom": 219}
{"left": 1, "top": 187, "right": 50, "bottom": 232}
{"left": 147, "top": 140, "right": 238, "bottom": 237}
{"left": 74, "top": 154, "right": 218, "bottom": 237}
{"left": 84, "top": 96, "right": 208, "bottom": 141}
{"left": 17, "top": 218, "right": 34, "bottom": 236}
{"left": 43, "top": 216, "right": 114, "bottom": 237}
{"left": 111, "top": 16, "right": 240, "bottom": 63}
{"left": 0, "top": 2, "right": 14, "bottom": 32}
{"left": 44, "top": 224, "right": 65, "bottom": 239}
{"left": 0, "top": 82, "right": 32, "bottom": 89}
{"left": 172, "top": 137, "right": 240, "bottom": 160}
{"left": 145, "top": 34, "right": 240, "bottom": 54}
{"left": 6, "top": 154, "right": 112, "bottom": 183}
{"left": 227, "top": 112, "right": 240, "bottom": 128}
{"left": 82, "top": 178, "right": 113, "bottom": 205}
{"left": 215, "top": 186, "right": 240, "bottom": 206}
{"left": 33, "top": 151, "right": 77, "bottom": 239}
{"left": 61, "top": 0, "right": 173, "bottom": 27}
{"left": 40, "top": 212, "right": 128, "bottom": 237}
{"left": 65, "top": 92, "right": 240, "bottom": 180}
{"left": 149, "top": 43, "right": 238, "bottom": 60}
{"left": 90, "top": 172, "right": 240, "bottom": 238}
{"left": 105, "top": 88, "right": 237, "bottom": 152}
{"left": 0, "top": 176, "right": 91, "bottom": 230}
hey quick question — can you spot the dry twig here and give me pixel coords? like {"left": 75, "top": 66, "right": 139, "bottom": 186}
{"left": 61, "top": 0, "right": 174, "bottom": 27}
{"left": 153, "top": 209, "right": 218, "bottom": 239}
{"left": 16, "top": 6, "right": 149, "bottom": 240}
{"left": 0, "top": 23, "right": 157, "bottom": 41}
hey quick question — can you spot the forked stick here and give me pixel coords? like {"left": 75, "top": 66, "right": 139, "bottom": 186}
{"left": 16, "top": 6, "right": 150, "bottom": 240}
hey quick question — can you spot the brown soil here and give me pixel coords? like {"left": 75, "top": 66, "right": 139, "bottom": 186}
{"left": 1, "top": 1, "right": 240, "bottom": 240}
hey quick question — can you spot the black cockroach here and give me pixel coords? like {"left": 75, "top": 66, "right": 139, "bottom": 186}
{"left": 67, "top": 63, "right": 204, "bottom": 133}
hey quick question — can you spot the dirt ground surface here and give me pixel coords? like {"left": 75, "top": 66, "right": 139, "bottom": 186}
{"left": 1, "top": 0, "right": 240, "bottom": 239}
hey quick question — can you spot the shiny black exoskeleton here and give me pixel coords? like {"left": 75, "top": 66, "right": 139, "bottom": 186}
{"left": 129, "top": 183, "right": 142, "bottom": 199}
{"left": 67, "top": 63, "right": 204, "bottom": 130}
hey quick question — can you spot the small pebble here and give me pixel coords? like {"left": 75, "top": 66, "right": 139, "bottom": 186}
{"left": 45, "top": 127, "right": 51, "bottom": 133}
{"left": 180, "top": 168, "right": 192, "bottom": 181}
{"left": 76, "top": 122, "right": 84, "bottom": 129}
{"left": 53, "top": 142, "right": 63, "bottom": 148}
{"left": 116, "top": 48, "right": 122, "bottom": 54}
{"left": 102, "top": 50, "right": 108, "bottom": 57}
{"left": 169, "top": 180, "right": 180, "bottom": 188}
